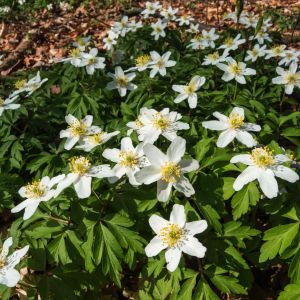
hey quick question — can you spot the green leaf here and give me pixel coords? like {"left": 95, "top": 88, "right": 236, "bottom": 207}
{"left": 289, "top": 248, "right": 300, "bottom": 283}
{"left": 193, "top": 280, "right": 220, "bottom": 300}
{"left": 278, "top": 284, "right": 300, "bottom": 300}
{"left": 211, "top": 274, "right": 247, "bottom": 295}
{"left": 259, "top": 223, "right": 299, "bottom": 262}
{"left": 177, "top": 275, "right": 197, "bottom": 300}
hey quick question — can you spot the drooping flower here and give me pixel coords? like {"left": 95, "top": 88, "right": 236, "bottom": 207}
{"left": 60, "top": 114, "right": 100, "bottom": 150}
{"left": 231, "top": 147, "right": 299, "bottom": 198}
{"left": 0, "top": 237, "right": 29, "bottom": 287}
{"left": 56, "top": 156, "right": 113, "bottom": 199}
{"left": 133, "top": 107, "right": 189, "bottom": 144}
{"left": 145, "top": 204, "right": 207, "bottom": 272}
{"left": 272, "top": 62, "right": 300, "bottom": 95}
{"left": 202, "top": 107, "right": 261, "bottom": 148}
{"left": 106, "top": 66, "right": 137, "bottom": 97}
{"left": 217, "top": 57, "right": 256, "bottom": 84}
{"left": 172, "top": 76, "right": 206, "bottom": 108}
{"left": 151, "top": 19, "right": 167, "bottom": 40}
{"left": 149, "top": 51, "right": 176, "bottom": 78}
{"left": 136, "top": 137, "right": 199, "bottom": 202}
{"left": 245, "top": 44, "right": 266, "bottom": 62}
{"left": 79, "top": 48, "right": 105, "bottom": 75}
{"left": 0, "top": 95, "right": 20, "bottom": 116}
{"left": 11, "top": 175, "right": 65, "bottom": 220}
{"left": 102, "top": 137, "right": 150, "bottom": 185}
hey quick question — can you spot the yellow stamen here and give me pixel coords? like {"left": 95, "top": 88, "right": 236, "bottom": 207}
{"left": 285, "top": 73, "right": 300, "bottom": 85}
{"left": 251, "top": 48, "right": 258, "bottom": 56}
{"left": 119, "top": 151, "right": 138, "bottom": 168}
{"left": 184, "top": 82, "right": 196, "bottom": 95}
{"left": 225, "top": 37, "right": 234, "bottom": 47}
{"left": 135, "top": 54, "right": 151, "bottom": 68}
{"left": 161, "top": 162, "right": 181, "bottom": 183}
{"left": 68, "top": 120, "right": 87, "bottom": 137}
{"left": 135, "top": 117, "right": 144, "bottom": 128}
{"left": 88, "top": 132, "right": 105, "bottom": 145}
{"left": 208, "top": 51, "right": 219, "bottom": 61}
{"left": 251, "top": 147, "right": 275, "bottom": 168}
{"left": 228, "top": 62, "right": 243, "bottom": 75}
{"left": 159, "top": 223, "right": 186, "bottom": 247}
{"left": 156, "top": 58, "right": 166, "bottom": 69}
{"left": 15, "top": 80, "right": 27, "bottom": 89}
{"left": 272, "top": 45, "right": 285, "bottom": 56}
{"left": 116, "top": 76, "right": 129, "bottom": 87}
{"left": 25, "top": 180, "right": 46, "bottom": 199}
{"left": 0, "top": 258, "right": 6, "bottom": 268}
{"left": 69, "top": 48, "right": 81, "bottom": 58}
{"left": 228, "top": 112, "right": 244, "bottom": 129}
{"left": 0, "top": 97, "right": 4, "bottom": 106}
{"left": 69, "top": 156, "right": 90, "bottom": 176}
{"left": 88, "top": 58, "right": 97, "bottom": 65}
{"left": 152, "top": 113, "right": 171, "bottom": 131}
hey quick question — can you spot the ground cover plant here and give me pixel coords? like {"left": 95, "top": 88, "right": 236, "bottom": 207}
{"left": 0, "top": 1, "right": 300, "bottom": 299}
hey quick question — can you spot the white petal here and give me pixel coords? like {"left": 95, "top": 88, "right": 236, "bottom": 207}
{"left": 167, "top": 137, "right": 186, "bottom": 163}
{"left": 216, "top": 129, "right": 236, "bottom": 148}
{"left": 11, "top": 199, "right": 31, "bottom": 213}
{"left": 65, "top": 114, "right": 78, "bottom": 124}
{"left": 231, "top": 107, "right": 244, "bottom": 117}
{"left": 149, "top": 215, "right": 169, "bottom": 234}
{"left": 222, "top": 72, "right": 234, "bottom": 82}
{"left": 233, "top": 166, "right": 259, "bottom": 191}
{"left": 202, "top": 120, "right": 229, "bottom": 130}
{"left": 257, "top": 169, "right": 278, "bottom": 198}
{"left": 213, "top": 112, "right": 228, "bottom": 122}
{"left": 179, "top": 159, "right": 199, "bottom": 173}
{"left": 1, "top": 238, "right": 13, "bottom": 257}
{"left": 1, "top": 268, "right": 20, "bottom": 287}
{"left": 243, "top": 123, "right": 261, "bottom": 132}
{"left": 273, "top": 165, "right": 299, "bottom": 183}
{"left": 235, "top": 131, "right": 257, "bottom": 147}
{"left": 230, "top": 154, "right": 254, "bottom": 165}
{"left": 56, "top": 173, "right": 78, "bottom": 193}
{"left": 135, "top": 166, "right": 161, "bottom": 184}
{"left": 64, "top": 137, "right": 80, "bottom": 150}
{"left": 157, "top": 180, "right": 172, "bottom": 202}
{"left": 7, "top": 245, "right": 29, "bottom": 269}
{"left": 165, "top": 248, "right": 182, "bottom": 272}
{"left": 89, "top": 165, "right": 114, "bottom": 178}
{"left": 275, "top": 154, "right": 291, "bottom": 163}
{"left": 102, "top": 148, "right": 121, "bottom": 163}
{"left": 143, "top": 143, "right": 167, "bottom": 167}
{"left": 145, "top": 236, "right": 167, "bottom": 257}
{"left": 187, "top": 94, "right": 198, "bottom": 108}
{"left": 182, "top": 237, "right": 206, "bottom": 258}
{"left": 185, "top": 220, "right": 208, "bottom": 235}
{"left": 173, "top": 176, "right": 195, "bottom": 197}
{"left": 170, "top": 204, "right": 186, "bottom": 227}
{"left": 23, "top": 202, "right": 40, "bottom": 220}
{"left": 121, "top": 137, "right": 134, "bottom": 152}
{"left": 235, "top": 75, "right": 246, "bottom": 84}
{"left": 174, "top": 94, "right": 188, "bottom": 104}
{"left": 74, "top": 176, "right": 92, "bottom": 199}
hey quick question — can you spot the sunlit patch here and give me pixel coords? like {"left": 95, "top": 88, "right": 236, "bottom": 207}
{"left": 119, "top": 151, "right": 138, "bottom": 168}
{"left": 69, "top": 156, "right": 90, "bottom": 176}
{"left": 228, "top": 112, "right": 244, "bottom": 129}
{"left": 68, "top": 120, "right": 87, "bottom": 137}
{"left": 25, "top": 180, "right": 46, "bottom": 199}
{"left": 159, "top": 223, "right": 187, "bottom": 247}
{"left": 251, "top": 147, "right": 275, "bottom": 168}
{"left": 161, "top": 162, "right": 181, "bottom": 183}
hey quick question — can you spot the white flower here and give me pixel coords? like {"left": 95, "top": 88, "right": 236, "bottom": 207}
{"left": 201, "top": 28, "right": 219, "bottom": 48}
{"left": 218, "top": 34, "right": 246, "bottom": 54}
{"left": 11, "top": 71, "right": 48, "bottom": 98}
{"left": 240, "top": 12, "right": 258, "bottom": 28}
{"left": 106, "top": 66, "right": 137, "bottom": 97}
{"left": 60, "top": 48, "right": 83, "bottom": 67}
{"left": 72, "top": 36, "right": 91, "bottom": 51}
{"left": 128, "top": 20, "right": 143, "bottom": 32}
{"left": 133, "top": 107, "right": 189, "bottom": 144}
{"left": 0, "top": 6, "right": 11, "bottom": 13}
{"left": 250, "top": 31, "right": 272, "bottom": 45}
{"left": 103, "top": 31, "right": 118, "bottom": 50}
{"left": 59, "top": 1, "right": 71, "bottom": 11}
{"left": 187, "top": 34, "right": 205, "bottom": 50}
{"left": 265, "top": 45, "right": 286, "bottom": 60}
{"left": 176, "top": 15, "right": 194, "bottom": 26}
{"left": 79, "top": 48, "right": 105, "bottom": 75}
{"left": 76, "top": 129, "right": 119, "bottom": 152}
{"left": 103, "top": 137, "right": 149, "bottom": 185}
{"left": 136, "top": 137, "right": 199, "bottom": 202}
{"left": 245, "top": 44, "right": 266, "bottom": 62}
{"left": 149, "top": 51, "right": 176, "bottom": 78}
{"left": 46, "top": 3, "right": 53, "bottom": 10}
{"left": 272, "top": 62, "right": 300, "bottom": 95}
{"left": 231, "top": 148, "right": 299, "bottom": 199}
{"left": 151, "top": 19, "right": 167, "bottom": 40}
{"left": 18, "top": 0, "right": 26, "bottom": 5}
{"left": 60, "top": 114, "right": 100, "bottom": 150}
{"left": 278, "top": 49, "right": 300, "bottom": 66}
{"left": 222, "top": 10, "right": 247, "bottom": 23}
{"left": 126, "top": 54, "right": 154, "bottom": 72}
{"left": 160, "top": 6, "right": 178, "bottom": 21}
{"left": 0, "top": 237, "right": 29, "bottom": 287}
{"left": 56, "top": 156, "right": 113, "bottom": 199}
{"left": 0, "top": 95, "right": 20, "bottom": 116}
{"left": 172, "top": 76, "right": 206, "bottom": 108}
{"left": 145, "top": 204, "right": 207, "bottom": 272}
{"left": 217, "top": 57, "right": 256, "bottom": 84}
{"left": 262, "top": 18, "right": 272, "bottom": 31}
{"left": 202, "top": 107, "right": 261, "bottom": 148}
{"left": 186, "top": 24, "right": 200, "bottom": 34}
{"left": 11, "top": 175, "right": 65, "bottom": 220}
{"left": 113, "top": 16, "right": 130, "bottom": 37}
{"left": 141, "top": 1, "right": 162, "bottom": 18}
{"left": 202, "top": 51, "right": 228, "bottom": 65}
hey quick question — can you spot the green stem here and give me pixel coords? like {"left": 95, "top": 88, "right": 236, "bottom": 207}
{"left": 232, "top": 81, "right": 238, "bottom": 103}
{"left": 18, "top": 280, "right": 37, "bottom": 288}
{"left": 47, "top": 215, "right": 70, "bottom": 224}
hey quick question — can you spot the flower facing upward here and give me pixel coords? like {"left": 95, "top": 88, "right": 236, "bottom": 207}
{"left": 231, "top": 148, "right": 299, "bottom": 199}
{"left": 245, "top": 44, "right": 266, "bottom": 62}
{"left": 79, "top": 48, "right": 105, "bottom": 75}
{"left": 0, "top": 237, "right": 29, "bottom": 287}
{"left": 149, "top": 51, "right": 176, "bottom": 78}
{"left": 202, "top": 107, "right": 261, "bottom": 148}
{"left": 265, "top": 45, "right": 286, "bottom": 60}
{"left": 136, "top": 137, "right": 199, "bottom": 202}
{"left": 151, "top": 19, "right": 167, "bottom": 40}
{"left": 145, "top": 204, "right": 207, "bottom": 272}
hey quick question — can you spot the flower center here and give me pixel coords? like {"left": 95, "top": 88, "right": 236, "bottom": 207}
{"left": 225, "top": 37, "right": 234, "bottom": 47}
{"left": 135, "top": 117, "right": 144, "bottom": 128}
{"left": 69, "top": 48, "right": 81, "bottom": 58}
{"left": 156, "top": 58, "right": 166, "bottom": 69}
{"left": 116, "top": 76, "right": 129, "bottom": 87}
{"left": 88, "top": 132, "right": 105, "bottom": 145}
{"left": 88, "top": 58, "right": 97, "bottom": 65}
{"left": 228, "top": 113, "right": 244, "bottom": 128}
{"left": 68, "top": 120, "right": 87, "bottom": 137}
{"left": 161, "top": 162, "right": 181, "bottom": 183}
{"left": 159, "top": 223, "right": 186, "bottom": 247}
{"left": 228, "top": 62, "right": 243, "bottom": 75}
{"left": 251, "top": 48, "right": 258, "bottom": 56}
{"left": 152, "top": 113, "right": 171, "bottom": 131}
{"left": 0, "top": 258, "right": 7, "bottom": 269}
{"left": 69, "top": 156, "right": 90, "bottom": 176}
{"left": 77, "top": 38, "right": 85, "bottom": 46}
{"left": 272, "top": 45, "right": 284, "bottom": 56}
{"left": 285, "top": 73, "right": 299, "bottom": 85}
{"left": 0, "top": 97, "right": 4, "bottom": 106}
{"left": 184, "top": 83, "right": 196, "bottom": 95}
{"left": 155, "top": 26, "right": 162, "bottom": 33}
{"left": 208, "top": 51, "right": 219, "bottom": 61}
{"left": 119, "top": 151, "right": 138, "bottom": 168}
{"left": 135, "top": 54, "right": 151, "bottom": 68}
{"left": 25, "top": 180, "right": 46, "bottom": 199}
{"left": 15, "top": 79, "right": 27, "bottom": 89}
{"left": 251, "top": 147, "right": 275, "bottom": 168}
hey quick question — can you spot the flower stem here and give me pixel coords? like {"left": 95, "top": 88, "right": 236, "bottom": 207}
{"left": 232, "top": 81, "right": 238, "bottom": 102}
{"left": 18, "top": 280, "right": 37, "bottom": 288}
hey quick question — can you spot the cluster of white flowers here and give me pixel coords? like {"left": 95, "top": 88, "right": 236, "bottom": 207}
{"left": 0, "top": 6, "right": 10, "bottom": 13}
